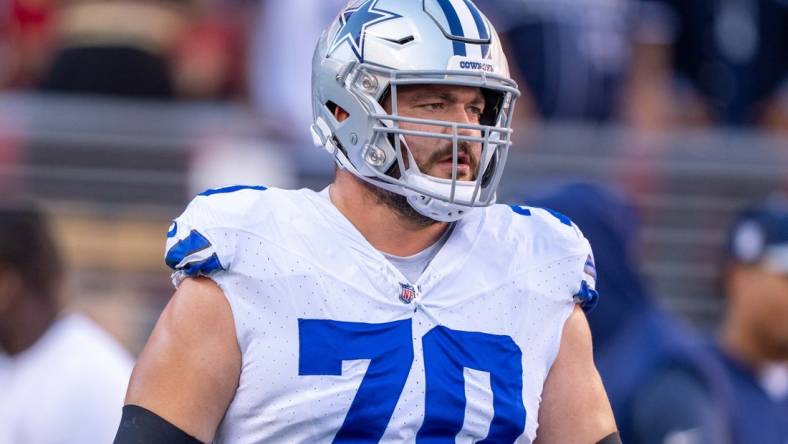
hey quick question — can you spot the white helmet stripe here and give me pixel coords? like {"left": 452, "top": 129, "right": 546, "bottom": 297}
{"left": 460, "top": 0, "right": 491, "bottom": 57}
{"left": 447, "top": 0, "right": 481, "bottom": 58}
{"left": 460, "top": 0, "right": 490, "bottom": 39}
{"left": 448, "top": 0, "right": 478, "bottom": 39}
{"left": 435, "top": 0, "right": 468, "bottom": 56}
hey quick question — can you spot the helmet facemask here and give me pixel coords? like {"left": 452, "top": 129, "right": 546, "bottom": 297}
{"left": 318, "top": 64, "right": 519, "bottom": 222}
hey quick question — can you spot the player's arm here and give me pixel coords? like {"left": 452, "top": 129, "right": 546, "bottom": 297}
{"left": 534, "top": 305, "right": 618, "bottom": 444}
{"left": 116, "top": 277, "right": 241, "bottom": 443}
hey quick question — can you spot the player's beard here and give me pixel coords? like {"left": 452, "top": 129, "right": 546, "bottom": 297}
{"left": 368, "top": 185, "right": 436, "bottom": 227}
{"left": 371, "top": 140, "right": 479, "bottom": 226}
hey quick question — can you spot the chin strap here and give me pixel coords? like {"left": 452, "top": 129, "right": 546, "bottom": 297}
{"left": 405, "top": 190, "right": 475, "bottom": 222}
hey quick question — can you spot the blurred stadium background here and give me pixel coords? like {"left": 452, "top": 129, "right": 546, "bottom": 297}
{"left": 1, "top": 0, "right": 787, "bottom": 354}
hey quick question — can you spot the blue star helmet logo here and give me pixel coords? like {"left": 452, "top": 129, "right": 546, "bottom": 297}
{"left": 329, "top": 0, "right": 402, "bottom": 61}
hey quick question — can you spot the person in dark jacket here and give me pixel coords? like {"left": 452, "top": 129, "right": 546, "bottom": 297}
{"left": 526, "top": 181, "right": 732, "bottom": 444}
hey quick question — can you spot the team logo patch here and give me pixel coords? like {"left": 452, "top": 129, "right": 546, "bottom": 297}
{"left": 399, "top": 283, "right": 417, "bottom": 304}
{"left": 167, "top": 221, "right": 178, "bottom": 238}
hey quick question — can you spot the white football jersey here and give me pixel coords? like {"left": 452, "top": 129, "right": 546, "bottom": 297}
{"left": 165, "top": 186, "right": 597, "bottom": 444}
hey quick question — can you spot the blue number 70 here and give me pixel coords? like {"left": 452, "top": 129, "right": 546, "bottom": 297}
{"left": 298, "top": 319, "right": 526, "bottom": 443}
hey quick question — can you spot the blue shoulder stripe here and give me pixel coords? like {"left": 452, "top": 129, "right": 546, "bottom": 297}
{"left": 510, "top": 205, "right": 532, "bottom": 216}
{"left": 543, "top": 208, "right": 573, "bottom": 227}
{"left": 199, "top": 185, "right": 267, "bottom": 196}
{"left": 165, "top": 230, "right": 213, "bottom": 269}
{"left": 178, "top": 253, "right": 224, "bottom": 277}
{"left": 510, "top": 205, "right": 574, "bottom": 227}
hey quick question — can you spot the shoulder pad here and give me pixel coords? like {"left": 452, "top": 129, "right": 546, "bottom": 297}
{"left": 164, "top": 185, "right": 270, "bottom": 284}
{"left": 507, "top": 204, "right": 589, "bottom": 256}
{"left": 504, "top": 204, "right": 599, "bottom": 311}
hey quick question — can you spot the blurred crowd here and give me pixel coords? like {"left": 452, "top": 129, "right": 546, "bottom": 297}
{"left": 487, "top": 0, "right": 788, "bottom": 131}
{"left": 2, "top": 0, "right": 788, "bottom": 133}
{"left": 1, "top": 0, "right": 787, "bottom": 443}
{"left": 0, "top": 0, "right": 249, "bottom": 99}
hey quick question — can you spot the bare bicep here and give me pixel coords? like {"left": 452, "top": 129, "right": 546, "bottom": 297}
{"left": 535, "top": 305, "right": 616, "bottom": 444}
{"left": 124, "top": 277, "right": 241, "bottom": 443}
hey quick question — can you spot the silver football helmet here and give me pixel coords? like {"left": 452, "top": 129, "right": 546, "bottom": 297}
{"left": 311, "top": 0, "right": 520, "bottom": 222}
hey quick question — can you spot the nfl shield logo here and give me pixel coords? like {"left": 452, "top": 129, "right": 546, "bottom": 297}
{"left": 399, "top": 283, "right": 417, "bottom": 304}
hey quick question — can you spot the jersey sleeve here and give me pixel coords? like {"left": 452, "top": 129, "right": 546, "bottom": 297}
{"left": 164, "top": 186, "right": 268, "bottom": 286}
{"left": 572, "top": 243, "right": 599, "bottom": 312}
{"left": 510, "top": 205, "right": 600, "bottom": 312}
{"left": 165, "top": 199, "right": 231, "bottom": 286}
{"left": 546, "top": 208, "right": 599, "bottom": 312}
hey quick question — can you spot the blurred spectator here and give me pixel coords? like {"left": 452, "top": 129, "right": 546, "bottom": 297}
{"left": 0, "top": 200, "right": 133, "bottom": 443}
{"left": 626, "top": 0, "right": 788, "bottom": 128}
{"left": 715, "top": 196, "right": 788, "bottom": 443}
{"left": 0, "top": 124, "right": 22, "bottom": 193}
{"left": 171, "top": 0, "right": 250, "bottom": 99}
{"left": 0, "top": 0, "right": 12, "bottom": 86}
{"left": 526, "top": 182, "right": 732, "bottom": 444}
{"left": 248, "top": 0, "right": 345, "bottom": 142}
{"left": 39, "top": 0, "right": 193, "bottom": 98}
{"left": 485, "top": 0, "right": 633, "bottom": 123}
{"left": 0, "top": 0, "right": 56, "bottom": 88}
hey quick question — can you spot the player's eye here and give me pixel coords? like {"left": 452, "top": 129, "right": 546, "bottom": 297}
{"left": 467, "top": 106, "right": 483, "bottom": 122}
{"left": 417, "top": 102, "right": 446, "bottom": 111}
{"left": 467, "top": 106, "right": 483, "bottom": 116}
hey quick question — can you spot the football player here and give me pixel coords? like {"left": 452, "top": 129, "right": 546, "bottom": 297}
{"left": 115, "top": 0, "right": 618, "bottom": 442}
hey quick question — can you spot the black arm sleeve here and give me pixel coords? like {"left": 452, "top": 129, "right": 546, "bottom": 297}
{"left": 597, "top": 432, "right": 622, "bottom": 444}
{"left": 114, "top": 404, "right": 203, "bottom": 444}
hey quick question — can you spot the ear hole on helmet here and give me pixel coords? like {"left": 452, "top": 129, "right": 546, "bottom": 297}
{"left": 378, "top": 87, "right": 392, "bottom": 111}
{"left": 480, "top": 151, "right": 498, "bottom": 187}
{"left": 327, "top": 101, "right": 351, "bottom": 122}
{"left": 480, "top": 88, "right": 504, "bottom": 126}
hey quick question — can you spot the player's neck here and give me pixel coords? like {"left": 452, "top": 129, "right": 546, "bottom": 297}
{"left": 329, "top": 172, "right": 450, "bottom": 256}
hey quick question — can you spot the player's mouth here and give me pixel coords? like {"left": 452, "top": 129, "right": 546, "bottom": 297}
{"left": 435, "top": 152, "right": 473, "bottom": 177}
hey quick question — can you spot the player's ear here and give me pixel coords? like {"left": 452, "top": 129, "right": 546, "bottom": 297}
{"left": 333, "top": 106, "right": 350, "bottom": 122}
